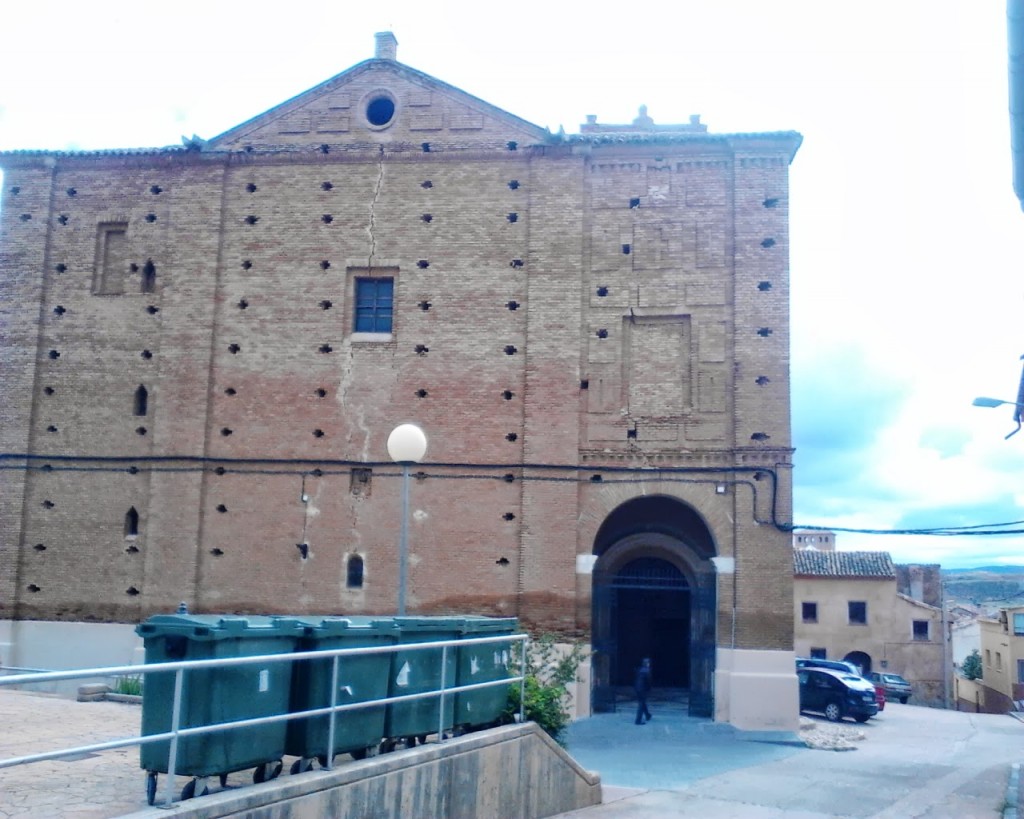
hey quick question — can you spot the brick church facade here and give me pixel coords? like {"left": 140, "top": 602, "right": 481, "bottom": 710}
{"left": 1, "top": 34, "right": 801, "bottom": 728}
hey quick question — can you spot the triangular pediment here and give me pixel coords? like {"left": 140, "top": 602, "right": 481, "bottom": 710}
{"left": 207, "top": 59, "right": 549, "bottom": 151}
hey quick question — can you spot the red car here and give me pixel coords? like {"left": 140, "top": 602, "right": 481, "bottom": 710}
{"left": 873, "top": 683, "right": 886, "bottom": 711}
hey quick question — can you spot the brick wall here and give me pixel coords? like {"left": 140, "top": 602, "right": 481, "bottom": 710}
{"left": 0, "top": 58, "right": 799, "bottom": 655}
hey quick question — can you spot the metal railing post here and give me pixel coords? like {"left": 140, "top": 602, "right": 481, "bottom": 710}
{"left": 519, "top": 637, "right": 527, "bottom": 725}
{"left": 162, "top": 667, "right": 184, "bottom": 806}
{"left": 438, "top": 645, "right": 448, "bottom": 742}
{"left": 326, "top": 654, "right": 339, "bottom": 771}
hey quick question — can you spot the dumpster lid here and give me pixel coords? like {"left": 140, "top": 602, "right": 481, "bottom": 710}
{"left": 136, "top": 613, "right": 302, "bottom": 639}
{"left": 289, "top": 615, "right": 399, "bottom": 637}
{"left": 457, "top": 616, "right": 519, "bottom": 633}
{"left": 392, "top": 616, "right": 468, "bottom": 632}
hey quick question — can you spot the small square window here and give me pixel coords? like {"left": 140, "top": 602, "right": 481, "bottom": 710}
{"left": 801, "top": 602, "right": 818, "bottom": 623}
{"left": 848, "top": 601, "right": 867, "bottom": 625}
{"left": 354, "top": 277, "right": 393, "bottom": 333}
{"left": 912, "top": 620, "right": 929, "bottom": 641}
{"left": 809, "top": 647, "right": 827, "bottom": 659}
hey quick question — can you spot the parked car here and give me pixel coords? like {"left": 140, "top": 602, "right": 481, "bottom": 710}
{"left": 796, "top": 657, "right": 860, "bottom": 675}
{"left": 798, "top": 667, "right": 879, "bottom": 723}
{"left": 795, "top": 658, "right": 884, "bottom": 710}
{"left": 868, "top": 671, "right": 912, "bottom": 704}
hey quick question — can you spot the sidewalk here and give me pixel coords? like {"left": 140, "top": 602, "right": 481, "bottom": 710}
{"left": 0, "top": 686, "right": 1021, "bottom": 818}
{"left": 0, "top": 688, "right": 148, "bottom": 818}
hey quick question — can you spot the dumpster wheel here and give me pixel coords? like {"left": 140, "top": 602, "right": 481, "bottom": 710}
{"left": 253, "top": 761, "right": 283, "bottom": 784}
{"left": 181, "top": 777, "right": 209, "bottom": 801}
{"left": 146, "top": 772, "right": 157, "bottom": 806}
{"left": 290, "top": 758, "right": 314, "bottom": 775}
{"left": 351, "top": 744, "right": 379, "bottom": 760}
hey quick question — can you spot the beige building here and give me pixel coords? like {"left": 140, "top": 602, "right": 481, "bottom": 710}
{"left": 973, "top": 606, "right": 1024, "bottom": 713}
{"left": 793, "top": 549, "right": 948, "bottom": 706}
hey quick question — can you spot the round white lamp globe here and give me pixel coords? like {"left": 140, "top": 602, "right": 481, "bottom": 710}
{"left": 387, "top": 423, "right": 428, "bottom": 464}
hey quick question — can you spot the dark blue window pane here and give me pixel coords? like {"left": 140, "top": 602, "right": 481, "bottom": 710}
{"left": 354, "top": 278, "right": 393, "bottom": 332}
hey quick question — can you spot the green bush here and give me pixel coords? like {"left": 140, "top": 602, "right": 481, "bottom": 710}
{"left": 502, "top": 634, "right": 588, "bottom": 745}
{"left": 115, "top": 675, "right": 143, "bottom": 696}
{"left": 961, "top": 649, "right": 983, "bottom": 681}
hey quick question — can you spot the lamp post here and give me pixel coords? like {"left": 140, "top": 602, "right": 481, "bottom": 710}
{"left": 387, "top": 423, "right": 428, "bottom": 615}
{"left": 972, "top": 396, "right": 1024, "bottom": 439}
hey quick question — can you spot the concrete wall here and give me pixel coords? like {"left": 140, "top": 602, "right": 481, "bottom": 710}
{"left": 121, "top": 723, "right": 600, "bottom": 819}
{"left": 0, "top": 619, "right": 144, "bottom": 697}
{"left": 714, "top": 647, "right": 798, "bottom": 731}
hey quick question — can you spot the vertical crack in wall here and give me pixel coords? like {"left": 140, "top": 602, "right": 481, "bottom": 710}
{"left": 367, "top": 146, "right": 386, "bottom": 268}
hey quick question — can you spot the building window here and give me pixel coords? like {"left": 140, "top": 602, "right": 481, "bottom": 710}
{"left": 346, "top": 555, "right": 364, "bottom": 588}
{"left": 848, "top": 601, "right": 867, "bottom": 625}
{"left": 996, "top": 652, "right": 1003, "bottom": 671}
{"left": 801, "top": 602, "right": 818, "bottom": 623}
{"left": 354, "top": 277, "right": 393, "bottom": 333}
{"left": 134, "top": 385, "right": 148, "bottom": 416}
{"left": 1017, "top": 659, "right": 1024, "bottom": 684}
{"left": 912, "top": 620, "right": 929, "bottom": 641}
{"left": 1013, "top": 613, "right": 1024, "bottom": 636}
{"left": 809, "top": 647, "right": 827, "bottom": 659}
{"left": 124, "top": 507, "right": 139, "bottom": 538}
{"left": 141, "top": 259, "right": 156, "bottom": 293}
{"left": 94, "top": 223, "right": 129, "bottom": 295}
{"left": 985, "top": 649, "right": 991, "bottom": 666}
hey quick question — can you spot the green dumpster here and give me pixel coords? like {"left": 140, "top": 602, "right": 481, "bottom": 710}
{"left": 137, "top": 614, "right": 300, "bottom": 782}
{"left": 383, "top": 617, "right": 465, "bottom": 745}
{"left": 285, "top": 616, "right": 398, "bottom": 767}
{"left": 454, "top": 616, "right": 519, "bottom": 730}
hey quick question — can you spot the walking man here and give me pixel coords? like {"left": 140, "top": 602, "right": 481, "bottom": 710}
{"left": 634, "top": 657, "right": 652, "bottom": 724}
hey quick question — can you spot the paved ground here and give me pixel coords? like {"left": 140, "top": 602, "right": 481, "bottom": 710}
{"left": 0, "top": 689, "right": 148, "bottom": 818}
{"left": 558, "top": 693, "right": 1024, "bottom": 818}
{"left": 0, "top": 687, "right": 1021, "bottom": 818}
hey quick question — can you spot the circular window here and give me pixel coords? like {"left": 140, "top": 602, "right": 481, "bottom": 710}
{"left": 366, "top": 95, "right": 396, "bottom": 127}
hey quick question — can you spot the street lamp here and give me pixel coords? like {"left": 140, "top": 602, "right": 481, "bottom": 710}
{"left": 387, "top": 423, "right": 428, "bottom": 615}
{"left": 972, "top": 397, "right": 1024, "bottom": 439}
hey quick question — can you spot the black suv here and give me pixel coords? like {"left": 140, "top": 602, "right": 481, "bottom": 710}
{"left": 798, "top": 667, "right": 878, "bottom": 723}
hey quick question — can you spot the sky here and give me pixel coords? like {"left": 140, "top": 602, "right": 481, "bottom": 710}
{"left": 2, "top": 1, "right": 1022, "bottom": 569}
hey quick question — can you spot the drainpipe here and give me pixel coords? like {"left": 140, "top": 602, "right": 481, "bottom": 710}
{"left": 940, "top": 580, "right": 951, "bottom": 708}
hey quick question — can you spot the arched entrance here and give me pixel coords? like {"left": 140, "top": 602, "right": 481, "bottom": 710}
{"left": 844, "top": 651, "right": 872, "bottom": 675}
{"left": 591, "top": 496, "right": 717, "bottom": 717}
{"left": 610, "top": 557, "right": 691, "bottom": 687}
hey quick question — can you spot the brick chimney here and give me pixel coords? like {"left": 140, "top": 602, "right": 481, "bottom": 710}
{"left": 375, "top": 32, "right": 398, "bottom": 61}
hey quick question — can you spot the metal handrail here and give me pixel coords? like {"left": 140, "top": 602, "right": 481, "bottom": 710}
{"left": 0, "top": 632, "right": 529, "bottom": 808}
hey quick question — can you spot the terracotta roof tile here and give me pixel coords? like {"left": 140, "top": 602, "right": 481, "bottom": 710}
{"left": 793, "top": 549, "right": 896, "bottom": 578}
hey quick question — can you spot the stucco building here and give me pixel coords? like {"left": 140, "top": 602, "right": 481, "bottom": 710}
{"left": 972, "top": 606, "right": 1024, "bottom": 713}
{"left": 0, "top": 34, "right": 802, "bottom": 728}
{"left": 793, "top": 549, "right": 948, "bottom": 705}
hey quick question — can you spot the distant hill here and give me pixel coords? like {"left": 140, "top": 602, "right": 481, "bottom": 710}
{"left": 943, "top": 567, "right": 1024, "bottom": 609}
{"left": 943, "top": 566, "right": 1024, "bottom": 575}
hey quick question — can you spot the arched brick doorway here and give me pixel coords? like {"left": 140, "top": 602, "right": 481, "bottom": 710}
{"left": 591, "top": 496, "right": 717, "bottom": 717}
